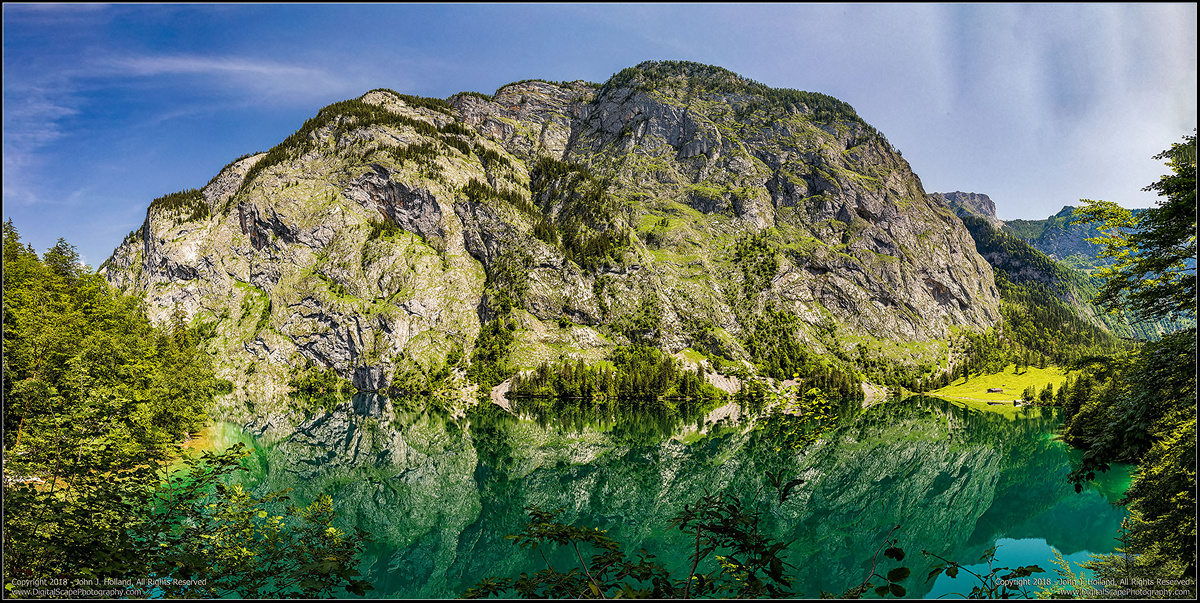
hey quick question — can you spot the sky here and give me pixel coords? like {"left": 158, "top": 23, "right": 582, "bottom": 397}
{"left": 3, "top": 3, "right": 1197, "bottom": 268}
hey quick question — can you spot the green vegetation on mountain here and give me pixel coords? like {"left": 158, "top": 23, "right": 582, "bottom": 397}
{"left": 742, "top": 306, "right": 861, "bottom": 400}
{"left": 509, "top": 344, "right": 725, "bottom": 401}
{"left": 961, "top": 213, "right": 1145, "bottom": 345}
{"left": 9, "top": 56, "right": 1195, "bottom": 599}
{"left": 529, "top": 156, "right": 631, "bottom": 273}
{"left": 1003, "top": 206, "right": 1109, "bottom": 262}
{"left": 2, "top": 221, "right": 372, "bottom": 598}
{"left": 604, "top": 60, "right": 870, "bottom": 128}
{"left": 100, "top": 61, "right": 1006, "bottom": 408}
{"left": 287, "top": 361, "right": 358, "bottom": 414}
{"left": 465, "top": 317, "right": 517, "bottom": 391}
{"left": 233, "top": 92, "right": 468, "bottom": 204}
{"left": 999, "top": 204, "right": 1192, "bottom": 340}
{"left": 147, "top": 188, "right": 209, "bottom": 223}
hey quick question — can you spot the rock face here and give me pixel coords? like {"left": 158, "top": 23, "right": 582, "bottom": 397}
{"left": 101, "top": 61, "right": 1001, "bottom": 401}
{"left": 932, "top": 191, "right": 1005, "bottom": 231}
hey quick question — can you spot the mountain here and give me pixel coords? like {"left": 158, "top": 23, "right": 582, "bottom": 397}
{"left": 931, "top": 197, "right": 1113, "bottom": 271}
{"left": 932, "top": 191, "right": 1005, "bottom": 231}
{"left": 1002, "top": 205, "right": 1115, "bottom": 270}
{"left": 955, "top": 214, "right": 1158, "bottom": 343}
{"left": 998, "top": 205, "right": 1192, "bottom": 340}
{"left": 101, "top": 61, "right": 1003, "bottom": 405}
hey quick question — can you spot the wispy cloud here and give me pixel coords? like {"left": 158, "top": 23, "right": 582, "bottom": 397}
{"left": 94, "top": 54, "right": 353, "bottom": 101}
{"left": 82, "top": 52, "right": 357, "bottom": 103}
{"left": 2, "top": 86, "right": 79, "bottom": 148}
{"left": 3, "top": 49, "right": 356, "bottom": 206}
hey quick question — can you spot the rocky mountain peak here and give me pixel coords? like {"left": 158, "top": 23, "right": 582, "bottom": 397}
{"left": 103, "top": 61, "right": 1002, "bottom": 403}
{"left": 933, "top": 191, "right": 1004, "bottom": 230}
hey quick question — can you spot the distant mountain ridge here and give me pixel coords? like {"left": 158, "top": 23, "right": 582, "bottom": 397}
{"left": 956, "top": 213, "right": 1181, "bottom": 342}
{"left": 932, "top": 192, "right": 1124, "bottom": 269}
{"left": 931, "top": 194, "right": 1191, "bottom": 340}
{"left": 1003, "top": 205, "right": 1116, "bottom": 267}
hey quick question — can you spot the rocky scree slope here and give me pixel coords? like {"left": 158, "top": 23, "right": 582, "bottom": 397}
{"left": 102, "top": 61, "right": 1001, "bottom": 407}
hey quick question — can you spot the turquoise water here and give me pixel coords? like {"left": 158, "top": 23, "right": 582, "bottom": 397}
{"left": 206, "top": 395, "right": 1131, "bottom": 598}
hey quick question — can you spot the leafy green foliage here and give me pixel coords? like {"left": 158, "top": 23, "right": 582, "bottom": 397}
{"left": 462, "top": 505, "right": 676, "bottom": 599}
{"left": 610, "top": 295, "right": 663, "bottom": 346}
{"left": 968, "top": 210, "right": 1177, "bottom": 342}
{"left": 287, "top": 362, "right": 357, "bottom": 413}
{"left": 753, "top": 387, "right": 840, "bottom": 454}
{"left": 1074, "top": 519, "right": 1197, "bottom": 598}
{"left": 828, "top": 526, "right": 912, "bottom": 598}
{"left": 135, "top": 444, "right": 374, "bottom": 598}
{"left": 668, "top": 493, "right": 799, "bottom": 598}
{"left": 1074, "top": 132, "right": 1196, "bottom": 324}
{"left": 233, "top": 93, "right": 469, "bottom": 202}
{"left": 204, "top": 152, "right": 259, "bottom": 190}
{"left": 452, "top": 90, "right": 494, "bottom": 103}
{"left": 465, "top": 494, "right": 912, "bottom": 599}
{"left": 3, "top": 223, "right": 214, "bottom": 454}
{"left": 994, "top": 271, "right": 1125, "bottom": 364}
{"left": 480, "top": 248, "right": 531, "bottom": 317}
{"left": 462, "top": 177, "right": 532, "bottom": 215}
{"left": 2, "top": 222, "right": 373, "bottom": 598}
{"left": 603, "top": 60, "right": 865, "bottom": 125}
{"left": 529, "top": 156, "right": 629, "bottom": 273}
{"left": 385, "top": 140, "right": 441, "bottom": 171}
{"left": 741, "top": 307, "right": 861, "bottom": 400}
{"left": 734, "top": 232, "right": 778, "bottom": 300}
{"left": 366, "top": 216, "right": 405, "bottom": 241}
{"left": 1059, "top": 329, "right": 1196, "bottom": 577}
{"left": 386, "top": 344, "right": 463, "bottom": 399}
{"left": 1058, "top": 133, "right": 1198, "bottom": 580}
{"left": 922, "top": 546, "right": 1045, "bottom": 599}
{"left": 362, "top": 88, "right": 453, "bottom": 114}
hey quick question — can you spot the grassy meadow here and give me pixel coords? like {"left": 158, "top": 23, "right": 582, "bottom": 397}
{"left": 926, "top": 363, "right": 1074, "bottom": 418}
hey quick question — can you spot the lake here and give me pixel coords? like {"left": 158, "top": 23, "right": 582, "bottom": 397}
{"left": 201, "top": 394, "right": 1131, "bottom": 598}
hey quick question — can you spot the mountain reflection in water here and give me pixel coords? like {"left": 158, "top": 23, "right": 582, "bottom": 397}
{"left": 205, "top": 394, "right": 1129, "bottom": 598}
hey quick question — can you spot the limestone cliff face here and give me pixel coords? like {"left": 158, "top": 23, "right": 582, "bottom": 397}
{"left": 932, "top": 191, "right": 1005, "bottom": 231}
{"left": 102, "top": 61, "right": 1001, "bottom": 399}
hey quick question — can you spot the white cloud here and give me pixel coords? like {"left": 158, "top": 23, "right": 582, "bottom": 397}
{"left": 90, "top": 53, "right": 355, "bottom": 102}
{"left": 2, "top": 50, "right": 357, "bottom": 207}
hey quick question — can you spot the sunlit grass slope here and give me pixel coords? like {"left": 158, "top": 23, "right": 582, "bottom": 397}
{"left": 927, "top": 364, "right": 1074, "bottom": 417}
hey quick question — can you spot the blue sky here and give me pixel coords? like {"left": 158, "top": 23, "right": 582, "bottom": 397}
{"left": 3, "top": 3, "right": 1196, "bottom": 268}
